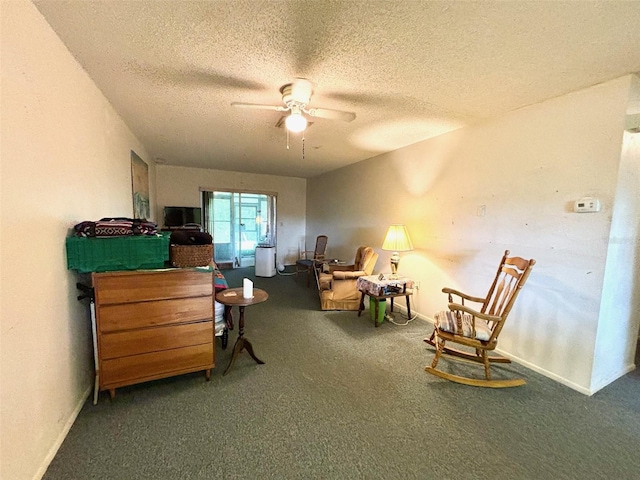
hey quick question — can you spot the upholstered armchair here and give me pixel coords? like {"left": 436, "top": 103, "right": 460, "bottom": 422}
{"left": 318, "top": 246, "right": 379, "bottom": 311}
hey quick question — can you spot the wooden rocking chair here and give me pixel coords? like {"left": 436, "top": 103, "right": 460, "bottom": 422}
{"left": 424, "top": 250, "right": 535, "bottom": 388}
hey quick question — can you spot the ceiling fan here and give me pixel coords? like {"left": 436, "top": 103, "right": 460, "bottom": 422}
{"left": 231, "top": 78, "right": 356, "bottom": 132}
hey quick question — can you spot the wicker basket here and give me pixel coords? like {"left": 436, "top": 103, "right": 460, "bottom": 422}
{"left": 170, "top": 244, "right": 213, "bottom": 268}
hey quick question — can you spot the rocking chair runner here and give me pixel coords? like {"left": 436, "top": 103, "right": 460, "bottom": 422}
{"left": 425, "top": 250, "right": 535, "bottom": 388}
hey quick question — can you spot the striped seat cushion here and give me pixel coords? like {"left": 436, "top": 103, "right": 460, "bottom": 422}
{"left": 434, "top": 310, "right": 492, "bottom": 341}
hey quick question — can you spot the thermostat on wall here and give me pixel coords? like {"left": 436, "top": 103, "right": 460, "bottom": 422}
{"left": 574, "top": 197, "right": 601, "bottom": 213}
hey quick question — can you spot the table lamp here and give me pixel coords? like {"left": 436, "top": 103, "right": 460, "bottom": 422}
{"left": 381, "top": 224, "right": 413, "bottom": 276}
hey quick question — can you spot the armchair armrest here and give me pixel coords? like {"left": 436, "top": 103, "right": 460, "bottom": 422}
{"left": 442, "top": 287, "right": 485, "bottom": 304}
{"left": 332, "top": 270, "right": 366, "bottom": 280}
{"left": 448, "top": 302, "right": 502, "bottom": 324}
{"left": 328, "top": 263, "right": 355, "bottom": 272}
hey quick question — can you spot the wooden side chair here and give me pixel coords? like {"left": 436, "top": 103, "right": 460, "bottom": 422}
{"left": 295, "top": 235, "right": 328, "bottom": 287}
{"left": 424, "top": 250, "right": 535, "bottom": 388}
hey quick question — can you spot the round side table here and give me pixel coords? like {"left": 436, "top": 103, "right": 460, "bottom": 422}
{"left": 215, "top": 287, "right": 268, "bottom": 376}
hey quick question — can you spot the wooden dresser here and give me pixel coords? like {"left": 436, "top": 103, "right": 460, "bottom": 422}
{"left": 91, "top": 268, "right": 215, "bottom": 400}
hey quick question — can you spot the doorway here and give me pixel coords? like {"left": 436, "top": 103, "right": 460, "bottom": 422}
{"left": 202, "top": 191, "right": 276, "bottom": 268}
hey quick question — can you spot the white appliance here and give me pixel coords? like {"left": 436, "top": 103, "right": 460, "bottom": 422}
{"left": 255, "top": 246, "right": 276, "bottom": 277}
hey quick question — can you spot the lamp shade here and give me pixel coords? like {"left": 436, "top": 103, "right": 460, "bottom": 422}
{"left": 382, "top": 224, "right": 413, "bottom": 252}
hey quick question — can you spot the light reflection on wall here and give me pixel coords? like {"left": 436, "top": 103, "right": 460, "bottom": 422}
{"left": 349, "top": 118, "right": 464, "bottom": 197}
{"left": 393, "top": 127, "right": 464, "bottom": 197}
{"left": 349, "top": 118, "right": 463, "bottom": 152}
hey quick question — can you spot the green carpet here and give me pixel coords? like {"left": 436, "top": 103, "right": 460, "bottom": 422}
{"left": 43, "top": 267, "right": 640, "bottom": 479}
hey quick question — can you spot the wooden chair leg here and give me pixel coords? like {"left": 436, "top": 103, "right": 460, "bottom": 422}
{"left": 431, "top": 337, "right": 445, "bottom": 368}
{"left": 426, "top": 343, "right": 526, "bottom": 388}
{"left": 482, "top": 351, "right": 491, "bottom": 380}
{"left": 357, "top": 292, "right": 365, "bottom": 317}
{"left": 424, "top": 330, "right": 436, "bottom": 345}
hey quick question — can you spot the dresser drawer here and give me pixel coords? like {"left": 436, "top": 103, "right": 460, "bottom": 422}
{"left": 101, "top": 343, "right": 214, "bottom": 387}
{"left": 100, "top": 321, "right": 213, "bottom": 359}
{"left": 93, "top": 269, "right": 213, "bottom": 304}
{"left": 97, "top": 296, "right": 213, "bottom": 332}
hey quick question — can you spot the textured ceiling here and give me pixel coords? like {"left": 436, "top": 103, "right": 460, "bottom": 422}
{"left": 33, "top": 0, "right": 640, "bottom": 178}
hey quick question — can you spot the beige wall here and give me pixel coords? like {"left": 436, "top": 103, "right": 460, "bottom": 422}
{"left": 155, "top": 165, "right": 306, "bottom": 266}
{"left": 307, "top": 75, "right": 637, "bottom": 394}
{"left": 1, "top": 2, "right": 155, "bottom": 479}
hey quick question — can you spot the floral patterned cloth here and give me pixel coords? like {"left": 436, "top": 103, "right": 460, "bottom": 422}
{"left": 356, "top": 275, "right": 414, "bottom": 296}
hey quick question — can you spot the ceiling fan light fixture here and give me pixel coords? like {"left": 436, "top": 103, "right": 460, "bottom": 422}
{"left": 285, "top": 105, "right": 307, "bottom": 132}
{"left": 232, "top": 78, "right": 354, "bottom": 131}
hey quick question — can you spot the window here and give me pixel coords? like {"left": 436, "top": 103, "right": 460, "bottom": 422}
{"left": 202, "top": 190, "right": 276, "bottom": 267}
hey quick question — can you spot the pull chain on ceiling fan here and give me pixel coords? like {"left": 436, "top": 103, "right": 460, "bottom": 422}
{"left": 285, "top": 124, "right": 306, "bottom": 161}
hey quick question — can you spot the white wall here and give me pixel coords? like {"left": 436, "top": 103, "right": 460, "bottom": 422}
{"left": 0, "top": 2, "right": 155, "bottom": 479}
{"left": 592, "top": 75, "right": 640, "bottom": 392}
{"left": 307, "top": 76, "right": 635, "bottom": 394}
{"left": 155, "top": 165, "right": 306, "bottom": 267}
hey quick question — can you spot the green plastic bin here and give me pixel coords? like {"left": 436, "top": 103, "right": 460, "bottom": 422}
{"left": 66, "top": 234, "right": 170, "bottom": 273}
{"left": 369, "top": 297, "right": 387, "bottom": 325}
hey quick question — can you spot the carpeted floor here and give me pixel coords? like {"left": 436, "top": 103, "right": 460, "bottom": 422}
{"left": 43, "top": 267, "right": 640, "bottom": 480}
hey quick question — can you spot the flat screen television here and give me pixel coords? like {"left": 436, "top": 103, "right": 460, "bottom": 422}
{"left": 163, "top": 206, "right": 202, "bottom": 227}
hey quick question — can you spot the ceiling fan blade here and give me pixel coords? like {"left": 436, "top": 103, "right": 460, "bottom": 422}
{"left": 231, "top": 102, "right": 288, "bottom": 112}
{"left": 126, "top": 63, "right": 267, "bottom": 91}
{"left": 305, "top": 107, "right": 356, "bottom": 122}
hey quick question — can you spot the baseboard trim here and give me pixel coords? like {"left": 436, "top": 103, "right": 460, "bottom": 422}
{"left": 588, "top": 363, "right": 636, "bottom": 395}
{"left": 495, "top": 350, "right": 593, "bottom": 396}
{"left": 387, "top": 303, "right": 432, "bottom": 324}
{"left": 33, "top": 385, "right": 92, "bottom": 480}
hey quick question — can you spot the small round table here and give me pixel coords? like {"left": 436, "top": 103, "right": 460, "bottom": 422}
{"left": 215, "top": 287, "right": 268, "bottom": 376}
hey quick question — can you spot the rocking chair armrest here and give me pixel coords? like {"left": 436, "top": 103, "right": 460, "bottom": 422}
{"left": 442, "top": 287, "right": 485, "bottom": 304}
{"left": 448, "top": 303, "right": 502, "bottom": 323}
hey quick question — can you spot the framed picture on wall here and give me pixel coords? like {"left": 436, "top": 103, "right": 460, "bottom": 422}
{"left": 131, "top": 150, "right": 150, "bottom": 219}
